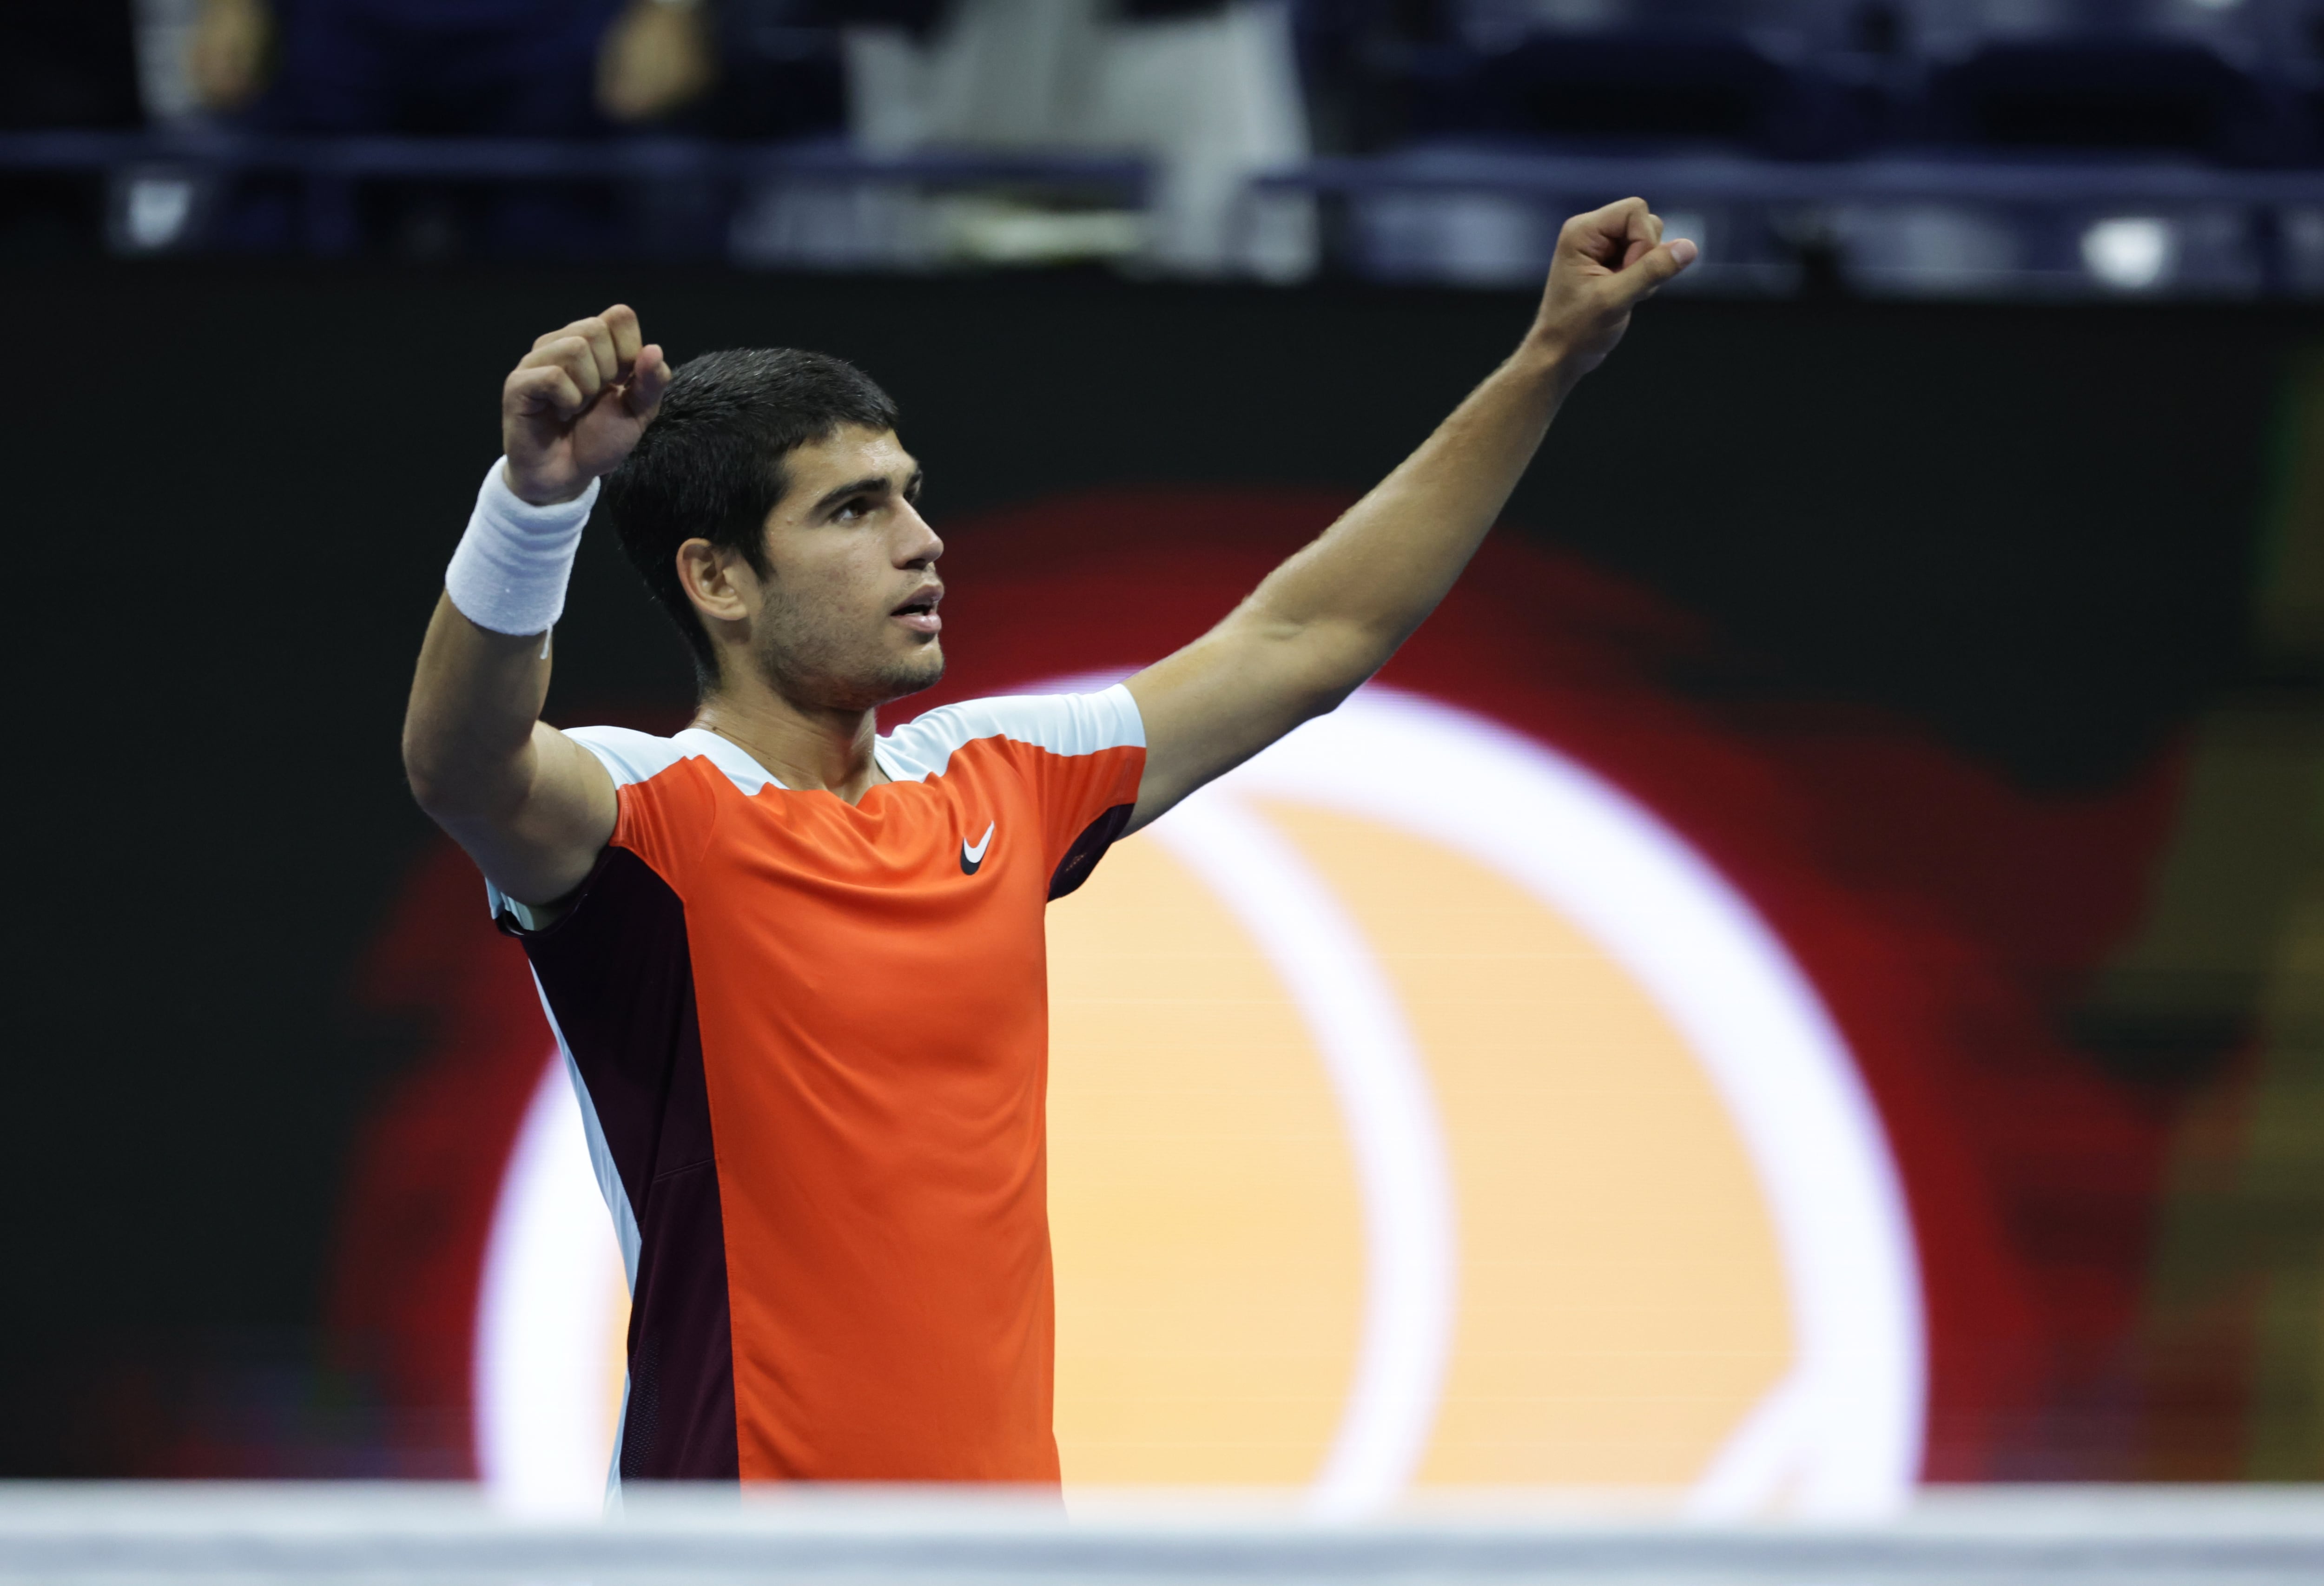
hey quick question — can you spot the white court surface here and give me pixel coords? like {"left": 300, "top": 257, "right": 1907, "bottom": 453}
{"left": 5, "top": 1484, "right": 2324, "bottom": 1583}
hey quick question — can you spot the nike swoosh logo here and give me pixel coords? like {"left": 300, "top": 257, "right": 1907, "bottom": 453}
{"left": 961, "top": 821, "right": 995, "bottom": 875}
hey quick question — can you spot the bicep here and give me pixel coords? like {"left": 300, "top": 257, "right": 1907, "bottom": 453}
{"left": 1123, "top": 610, "right": 1373, "bottom": 832}
{"left": 435, "top": 721, "right": 619, "bottom": 910}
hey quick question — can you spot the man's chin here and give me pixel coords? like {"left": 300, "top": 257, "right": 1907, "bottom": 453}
{"left": 876, "top": 643, "right": 946, "bottom": 705}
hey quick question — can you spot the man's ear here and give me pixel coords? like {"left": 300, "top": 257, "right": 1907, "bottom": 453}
{"left": 675, "top": 538, "right": 753, "bottom": 628}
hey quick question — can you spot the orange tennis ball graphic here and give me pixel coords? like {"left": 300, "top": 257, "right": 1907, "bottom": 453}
{"left": 474, "top": 688, "right": 1921, "bottom": 1515}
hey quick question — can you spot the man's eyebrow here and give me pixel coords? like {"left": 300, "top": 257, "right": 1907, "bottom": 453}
{"left": 810, "top": 475, "right": 897, "bottom": 516}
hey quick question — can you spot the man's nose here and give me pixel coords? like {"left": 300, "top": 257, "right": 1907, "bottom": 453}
{"left": 897, "top": 499, "right": 943, "bottom": 566}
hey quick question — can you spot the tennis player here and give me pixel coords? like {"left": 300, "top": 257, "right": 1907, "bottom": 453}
{"left": 403, "top": 199, "right": 1695, "bottom": 1485}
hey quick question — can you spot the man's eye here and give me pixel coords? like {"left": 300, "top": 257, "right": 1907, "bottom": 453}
{"left": 835, "top": 499, "right": 868, "bottom": 521}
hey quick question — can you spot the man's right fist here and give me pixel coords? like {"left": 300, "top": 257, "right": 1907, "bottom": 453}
{"left": 502, "top": 304, "right": 673, "bottom": 505}
{"left": 1525, "top": 198, "right": 1697, "bottom": 380}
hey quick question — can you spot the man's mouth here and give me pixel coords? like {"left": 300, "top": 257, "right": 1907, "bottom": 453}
{"left": 891, "top": 585, "right": 944, "bottom": 635}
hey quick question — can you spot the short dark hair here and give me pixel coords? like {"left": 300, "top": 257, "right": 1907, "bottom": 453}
{"left": 601, "top": 347, "right": 901, "bottom": 685}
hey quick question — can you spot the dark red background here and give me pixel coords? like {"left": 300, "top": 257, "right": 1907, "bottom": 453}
{"left": 333, "top": 488, "right": 2188, "bottom": 1482}
{"left": 12, "top": 268, "right": 2288, "bottom": 1481}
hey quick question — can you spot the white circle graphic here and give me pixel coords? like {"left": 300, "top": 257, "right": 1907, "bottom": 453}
{"left": 1179, "top": 684, "right": 1926, "bottom": 1518}
{"left": 1145, "top": 793, "right": 1459, "bottom": 1518}
{"left": 475, "top": 1053, "right": 628, "bottom": 1516}
{"left": 473, "top": 682, "right": 1925, "bottom": 1517}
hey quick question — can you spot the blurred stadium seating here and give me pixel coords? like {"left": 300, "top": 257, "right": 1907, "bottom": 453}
{"left": 9, "top": 0, "right": 2324, "bottom": 293}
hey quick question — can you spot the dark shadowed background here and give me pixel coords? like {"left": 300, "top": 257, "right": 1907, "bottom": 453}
{"left": 3, "top": 261, "right": 2314, "bottom": 1477}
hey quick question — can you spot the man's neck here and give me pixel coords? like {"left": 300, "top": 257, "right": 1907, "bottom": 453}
{"left": 689, "top": 678, "right": 886, "bottom": 804}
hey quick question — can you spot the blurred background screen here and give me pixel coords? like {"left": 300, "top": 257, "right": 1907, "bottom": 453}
{"left": 4, "top": 0, "right": 2324, "bottom": 1524}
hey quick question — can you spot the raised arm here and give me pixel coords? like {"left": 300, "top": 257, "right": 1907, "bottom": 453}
{"left": 401, "top": 305, "right": 673, "bottom": 909}
{"left": 1122, "top": 198, "right": 1694, "bottom": 829}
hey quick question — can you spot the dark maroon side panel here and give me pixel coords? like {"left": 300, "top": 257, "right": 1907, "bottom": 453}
{"left": 503, "top": 848, "right": 740, "bottom": 1481}
{"left": 1049, "top": 803, "right": 1134, "bottom": 901}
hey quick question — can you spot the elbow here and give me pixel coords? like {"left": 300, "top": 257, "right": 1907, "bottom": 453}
{"left": 401, "top": 717, "right": 489, "bottom": 824}
{"left": 1284, "top": 620, "right": 1392, "bottom": 722}
{"left": 403, "top": 712, "right": 535, "bottom": 829}
{"left": 1291, "top": 674, "right": 1367, "bottom": 728}
{"left": 1312, "top": 676, "right": 1367, "bottom": 717}
{"left": 401, "top": 727, "right": 456, "bottom": 820}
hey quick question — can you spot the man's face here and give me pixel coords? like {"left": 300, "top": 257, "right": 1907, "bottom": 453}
{"left": 741, "top": 424, "right": 944, "bottom": 712}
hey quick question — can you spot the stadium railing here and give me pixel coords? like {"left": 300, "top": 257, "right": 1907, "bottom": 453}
{"left": 12, "top": 124, "right": 2324, "bottom": 295}
{"left": 0, "top": 129, "right": 1150, "bottom": 263}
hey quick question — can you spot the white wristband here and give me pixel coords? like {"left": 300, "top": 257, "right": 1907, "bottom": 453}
{"left": 443, "top": 460, "right": 600, "bottom": 638}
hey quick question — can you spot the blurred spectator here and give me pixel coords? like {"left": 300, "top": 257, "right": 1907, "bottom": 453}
{"left": 736, "top": 0, "right": 1315, "bottom": 275}
{"left": 136, "top": 0, "right": 214, "bottom": 126}
{"left": 187, "top": 0, "right": 714, "bottom": 132}
{"left": 181, "top": 0, "right": 715, "bottom": 255}
{"left": 186, "top": 0, "right": 269, "bottom": 115}
{"left": 600, "top": 0, "right": 720, "bottom": 124}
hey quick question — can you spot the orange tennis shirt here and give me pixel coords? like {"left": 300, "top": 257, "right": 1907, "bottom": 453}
{"left": 497, "top": 687, "right": 1146, "bottom": 1484}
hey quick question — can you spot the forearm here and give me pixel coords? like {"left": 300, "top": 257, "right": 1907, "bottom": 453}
{"left": 1242, "top": 339, "right": 1575, "bottom": 670}
{"left": 1125, "top": 198, "right": 1688, "bottom": 829}
{"left": 402, "top": 445, "right": 602, "bottom": 806}
{"left": 1122, "top": 338, "right": 1577, "bottom": 826}
{"left": 402, "top": 595, "right": 553, "bottom": 819}
{"left": 391, "top": 306, "right": 662, "bottom": 900}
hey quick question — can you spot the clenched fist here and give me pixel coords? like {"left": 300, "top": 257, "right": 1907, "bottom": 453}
{"left": 1527, "top": 198, "right": 1698, "bottom": 377}
{"left": 502, "top": 304, "right": 675, "bottom": 505}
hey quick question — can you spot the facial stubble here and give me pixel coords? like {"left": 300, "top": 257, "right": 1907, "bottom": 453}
{"left": 749, "top": 578, "right": 947, "bottom": 714}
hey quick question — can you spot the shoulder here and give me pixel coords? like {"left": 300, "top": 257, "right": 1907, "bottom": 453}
{"left": 565, "top": 725, "right": 781, "bottom": 796}
{"left": 877, "top": 684, "right": 1145, "bottom": 783}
